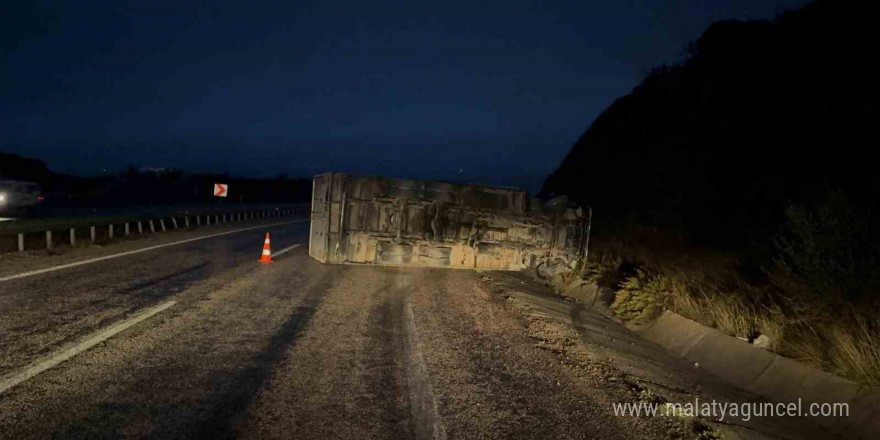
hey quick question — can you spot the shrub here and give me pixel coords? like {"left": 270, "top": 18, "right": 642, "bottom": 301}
{"left": 585, "top": 200, "right": 880, "bottom": 385}
{"left": 611, "top": 270, "right": 687, "bottom": 325}
{"left": 770, "top": 189, "right": 879, "bottom": 314}
{"left": 578, "top": 251, "right": 623, "bottom": 286}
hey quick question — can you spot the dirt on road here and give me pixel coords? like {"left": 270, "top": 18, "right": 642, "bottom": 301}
{"left": 0, "top": 240, "right": 838, "bottom": 439}
{"left": 239, "top": 266, "right": 713, "bottom": 440}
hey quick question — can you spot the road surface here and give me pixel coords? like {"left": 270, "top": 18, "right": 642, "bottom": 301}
{"left": 0, "top": 218, "right": 839, "bottom": 439}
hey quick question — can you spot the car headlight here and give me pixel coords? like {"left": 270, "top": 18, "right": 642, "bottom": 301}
{"left": 0, "top": 193, "right": 7, "bottom": 204}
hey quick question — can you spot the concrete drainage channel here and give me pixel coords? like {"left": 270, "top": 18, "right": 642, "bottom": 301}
{"left": 635, "top": 310, "right": 880, "bottom": 440}
{"left": 550, "top": 278, "right": 880, "bottom": 440}
{"left": 0, "top": 204, "right": 310, "bottom": 254}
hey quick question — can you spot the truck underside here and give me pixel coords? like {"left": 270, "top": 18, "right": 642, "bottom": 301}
{"left": 308, "top": 173, "right": 589, "bottom": 274}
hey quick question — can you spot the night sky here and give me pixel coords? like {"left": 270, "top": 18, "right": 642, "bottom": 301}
{"left": 2, "top": 0, "right": 807, "bottom": 192}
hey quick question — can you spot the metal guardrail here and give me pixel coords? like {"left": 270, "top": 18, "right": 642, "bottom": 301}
{"left": 1, "top": 203, "right": 310, "bottom": 253}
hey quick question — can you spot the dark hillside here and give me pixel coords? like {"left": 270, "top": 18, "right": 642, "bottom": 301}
{"left": 542, "top": 0, "right": 878, "bottom": 250}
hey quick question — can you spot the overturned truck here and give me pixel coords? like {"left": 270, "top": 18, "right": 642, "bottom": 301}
{"left": 308, "top": 173, "right": 590, "bottom": 275}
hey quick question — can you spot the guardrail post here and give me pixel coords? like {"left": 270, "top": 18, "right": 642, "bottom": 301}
{"left": 137, "top": 221, "right": 143, "bottom": 234}
{"left": 160, "top": 219, "right": 166, "bottom": 232}
{"left": 185, "top": 216, "right": 190, "bottom": 228}
{"left": 196, "top": 215, "right": 201, "bottom": 226}
{"left": 90, "top": 226, "right": 96, "bottom": 243}
{"left": 17, "top": 233, "right": 24, "bottom": 251}
{"left": 124, "top": 223, "right": 130, "bottom": 236}
{"left": 70, "top": 228, "right": 76, "bottom": 246}
{"left": 109, "top": 224, "right": 114, "bottom": 239}
{"left": 46, "top": 231, "right": 52, "bottom": 249}
{"left": 172, "top": 217, "right": 178, "bottom": 229}
{"left": 222, "top": 214, "right": 226, "bottom": 223}
{"left": 215, "top": 214, "right": 219, "bottom": 224}
{"left": 149, "top": 220, "right": 155, "bottom": 233}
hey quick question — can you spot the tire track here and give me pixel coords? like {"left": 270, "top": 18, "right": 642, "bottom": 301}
{"left": 185, "top": 263, "right": 338, "bottom": 439}
{"left": 364, "top": 268, "right": 445, "bottom": 440}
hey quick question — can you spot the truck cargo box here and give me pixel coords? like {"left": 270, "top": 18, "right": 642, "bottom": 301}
{"left": 308, "top": 173, "right": 589, "bottom": 273}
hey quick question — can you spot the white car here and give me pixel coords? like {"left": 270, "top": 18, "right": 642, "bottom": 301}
{"left": 0, "top": 180, "right": 44, "bottom": 215}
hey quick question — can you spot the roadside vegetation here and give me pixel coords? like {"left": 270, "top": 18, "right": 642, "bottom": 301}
{"left": 540, "top": 0, "right": 879, "bottom": 388}
{"left": 586, "top": 191, "right": 880, "bottom": 386}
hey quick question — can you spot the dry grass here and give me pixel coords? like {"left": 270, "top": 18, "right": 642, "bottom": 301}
{"left": 669, "top": 286, "right": 757, "bottom": 339}
{"left": 583, "top": 228, "right": 880, "bottom": 386}
{"left": 780, "top": 315, "right": 880, "bottom": 386}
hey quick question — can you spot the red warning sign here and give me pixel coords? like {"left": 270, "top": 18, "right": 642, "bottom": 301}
{"left": 213, "top": 183, "right": 228, "bottom": 197}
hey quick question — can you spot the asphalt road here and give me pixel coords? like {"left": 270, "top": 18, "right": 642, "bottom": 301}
{"left": 0, "top": 220, "right": 841, "bottom": 440}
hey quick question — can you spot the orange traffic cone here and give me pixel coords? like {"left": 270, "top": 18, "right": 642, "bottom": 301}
{"left": 259, "top": 232, "right": 274, "bottom": 264}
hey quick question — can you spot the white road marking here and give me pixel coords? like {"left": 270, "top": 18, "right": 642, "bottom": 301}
{"left": 0, "top": 219, "right": 308, "bottom": 282}
{"left": 272, "top": 243, "right": 301, "bottom": 258}
{"left": 0, "top": 300, "right": 177, "bottom": 395}
{"left": 0, "top": 217, "right": 15, "bottom": 222}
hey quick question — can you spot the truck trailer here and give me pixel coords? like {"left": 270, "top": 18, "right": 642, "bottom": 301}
{"left": 308, "top": 173, "right": 590, "bottom": 275}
